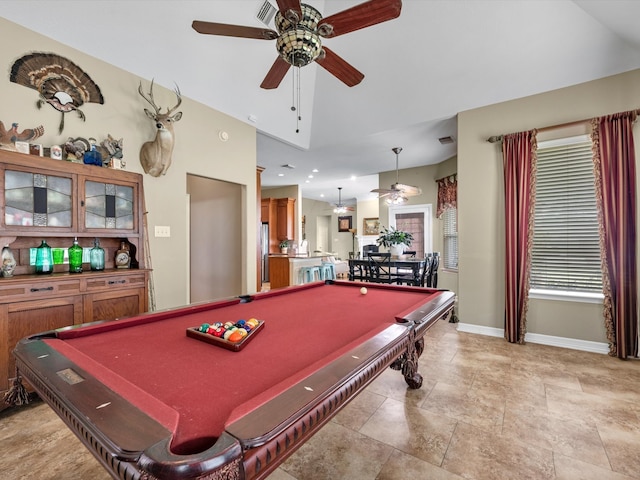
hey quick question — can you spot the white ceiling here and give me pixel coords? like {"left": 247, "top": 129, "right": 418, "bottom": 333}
{"left": 3, "top": 1, "right": 640, "bottom": 207}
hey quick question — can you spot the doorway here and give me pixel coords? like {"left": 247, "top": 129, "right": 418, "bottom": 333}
{"left": 187, "top": 174, "right": 243, "bottom": 303}
{"left": 316, "top": 215, "right": 331, "bottom": 254}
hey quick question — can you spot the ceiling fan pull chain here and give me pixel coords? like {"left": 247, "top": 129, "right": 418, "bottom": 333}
{"left": 290, "top": 61, "right": 296, "bottom": 114}
{"left": 296, "top": 66, "right": 302, "bottom": 133}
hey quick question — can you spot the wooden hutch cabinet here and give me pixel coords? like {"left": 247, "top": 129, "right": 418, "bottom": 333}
{"left": 0, "top": 149, "right": 150, "bottom": 404}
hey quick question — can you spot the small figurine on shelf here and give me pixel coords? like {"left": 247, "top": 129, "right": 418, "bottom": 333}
{"left": 1, "top": 245, "right": 16, "bottom": 278}
{"left": 83, "top": 138, "right": 103, "bottom": 166}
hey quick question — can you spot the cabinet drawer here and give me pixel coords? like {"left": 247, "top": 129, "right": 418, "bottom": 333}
{"left": 0, "top": 278, "right": 81, "bottom": 303}
{"left": 84, "top": 273, "right": 147, "bottom": 292}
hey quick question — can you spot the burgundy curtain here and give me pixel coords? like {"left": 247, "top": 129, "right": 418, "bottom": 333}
{"left": 591, "top": 112, "right": 638, "bottom": 359}
{"left": 502, "top": 130, "right": 537, "bottom": 344}
{"left": 436, "top": 175, "right": 457, "bottom": 218}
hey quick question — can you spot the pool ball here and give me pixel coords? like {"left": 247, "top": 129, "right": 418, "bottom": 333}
{"left": 228, "top": 331, "right": 243, "bottom": 343}
{"left": 360, "top": 287, "right": 368, "bottom": 295}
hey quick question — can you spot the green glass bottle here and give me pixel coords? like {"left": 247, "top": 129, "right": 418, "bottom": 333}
{"left": 35, "top": 240, "right": 53, "bottom": 274}
{"left": 90, "top": 238, "right": 105, "bottom": 271}
{"left": 68, "top": 237, "right": 83, "bottom": 273}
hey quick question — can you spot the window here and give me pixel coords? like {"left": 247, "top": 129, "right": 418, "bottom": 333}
{"left": 443, "top": 207, "right": 458, "bottom": 270}
{"left": 530, "top": 135, "right": 602, "bottom": 295}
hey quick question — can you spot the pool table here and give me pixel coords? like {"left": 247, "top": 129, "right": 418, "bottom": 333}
{"left": 13, "top": 281, "right": 454, "bottom": 480}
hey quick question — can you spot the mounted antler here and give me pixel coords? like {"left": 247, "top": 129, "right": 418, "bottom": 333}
{"left": 138, "top": 80, "right": 182, "bottom": 177}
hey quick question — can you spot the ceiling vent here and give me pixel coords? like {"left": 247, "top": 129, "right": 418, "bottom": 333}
{"left": 280, "top": 164, "right": 296, "bottom": 169}
{"left": 256, "top": 0, "right": 277, "bottom": 28}
{"left": 438, "top": 136, "right": 455, "bottom": 145}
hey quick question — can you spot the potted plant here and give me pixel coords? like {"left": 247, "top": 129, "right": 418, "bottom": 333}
{"left": 279, "top": 239, "right": 289, "bottom": 254}
{"left": 376, "top": 226, "right": 413, "bottom": 257}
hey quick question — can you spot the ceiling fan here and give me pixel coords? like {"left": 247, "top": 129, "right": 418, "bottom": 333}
{"left": 332, "top": 187, "right": 354, "bottom": 214}
{"left": 371, "top": 147, "right": 422, "bottom": 204}
{"left": 192, "top": 0, "right": 402, "bottom": 89}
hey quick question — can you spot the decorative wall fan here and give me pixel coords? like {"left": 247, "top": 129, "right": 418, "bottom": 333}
{"left": 371, "top": 147, "right": 422, "bottom": 204}
{"left": 332, "top": 187, "right": 354, "bottom": 214}
{"left": 192, "top": 0, "right": 402, "bottom": 89}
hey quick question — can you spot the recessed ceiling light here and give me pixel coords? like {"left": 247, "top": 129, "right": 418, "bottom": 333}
{"left": 350, "top": 175, "right": 357, "bottom": 180}
{"left": 308, "top": 174, "right": 313, "bottom": 178}
{"left": 278, "top": 173, "right": 284, "bottom": 177}
{"left": 312, "top": 168, "right": 319, "bottom": 173}
{"left": 320, "top": 193, "right": 325, "bottom": 197}
{"left": 305, "top": 180, "right": 310, "bottom": 183}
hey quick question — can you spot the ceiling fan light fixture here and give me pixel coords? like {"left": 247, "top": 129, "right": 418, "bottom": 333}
{"left": 274, "top": 3, "right": 323, "bottom": 67}
{"left": 385, "top": 194, "right": 408, "bottom": 205}
{"left": 276, "top": 28, "right": 322, "bottom": 66}
{"left": 333, "top": 186, "right": 349, "bottom": 214}
{"left": 334, "top": 205, "right": 348, "bottom": 214}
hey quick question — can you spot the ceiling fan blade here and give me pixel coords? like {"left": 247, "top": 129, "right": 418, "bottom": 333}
{"left": 318, "top": 0, "right": 402, "bottom": 38}
{"left": 315, "top": 47, "right": 364, "bottom": 87}
{"left": 393, "top": 183, "right": 422, "bottom": 196}
{"left": 192, "top": 20, "right": 278, "bottom": 40}
{"left": 276, "top": 0, "right": 302, "bottom": 21}
{"left": 371, "top": 189, "right": 394, "bottom": 198}
{"left": 261, "top": 57, "right": 291, "bottom": 89}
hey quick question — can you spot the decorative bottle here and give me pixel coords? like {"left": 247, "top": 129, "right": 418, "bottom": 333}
{"left": 90, "top": 238, "right": 105, "bottom": 271}
{"left": 35, "top": 240, "right": 54, "bottom": 274}
{"left": 68, "top": 237, "right": 83, "bottom": 273}
{"left": 1, "top": 245, "right": 17, "bottom": 278}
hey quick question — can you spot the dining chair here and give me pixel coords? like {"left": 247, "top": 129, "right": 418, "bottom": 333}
{"left": 427, "top": 252, "right": 440, "bottom": 288}
{"left": 367, "top": 253, "right": 396, "bottom": 284}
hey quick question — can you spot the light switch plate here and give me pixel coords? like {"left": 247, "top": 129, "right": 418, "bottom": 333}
{"left": 155, "top": 226, "right": 171, "bottom": 237}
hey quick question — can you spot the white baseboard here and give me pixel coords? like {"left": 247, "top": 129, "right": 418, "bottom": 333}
{"left": 456, "top": 323, "right": 609, "bottom": 354}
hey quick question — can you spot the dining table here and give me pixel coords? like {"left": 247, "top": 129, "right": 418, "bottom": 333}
{"left": 348, "top": 257, "right": 427, "bottom": 286}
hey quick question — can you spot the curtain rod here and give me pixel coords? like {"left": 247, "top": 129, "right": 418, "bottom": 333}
{"left": 486, "top": 108, "right": 640, "bottom": 143}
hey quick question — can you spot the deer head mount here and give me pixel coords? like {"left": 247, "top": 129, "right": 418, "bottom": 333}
{"left": 138, "top": 80, "right": 182, "bottom": 177}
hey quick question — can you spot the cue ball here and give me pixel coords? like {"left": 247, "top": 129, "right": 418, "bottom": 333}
{"left": 360, "top": 287, "right": 368, "bottom": 295}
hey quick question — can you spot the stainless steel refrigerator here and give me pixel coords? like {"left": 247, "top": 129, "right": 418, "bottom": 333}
{"left": 261, "top": 223, "right": 269, "bottom": 283}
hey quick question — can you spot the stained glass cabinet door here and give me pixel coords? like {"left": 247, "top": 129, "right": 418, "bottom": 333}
{"left": 4, "top": 169, "right": 74, "bottom": 229}
{"left": 81, "top": 178, "right": 138, "bottom": 233}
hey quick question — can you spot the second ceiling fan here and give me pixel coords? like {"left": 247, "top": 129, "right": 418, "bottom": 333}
{"left": 192, "top": 0, "right": 402, "bottom": 89}
{"left": 371, "top": 147, "right": 422, "bottom": 204}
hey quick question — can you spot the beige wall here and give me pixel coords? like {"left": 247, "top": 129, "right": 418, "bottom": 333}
{"left": 0, "top": 18, "right": 258, "bottom": 310}
{"left": 187, "top": 175, "right": 243, "bottom": 303}
{"left": 458, "top": 68, "right": 640, "bottom": 343}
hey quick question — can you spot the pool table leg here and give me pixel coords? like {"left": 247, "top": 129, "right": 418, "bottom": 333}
{"left": 389, "top": 332, "right": 424, "bottom": 389}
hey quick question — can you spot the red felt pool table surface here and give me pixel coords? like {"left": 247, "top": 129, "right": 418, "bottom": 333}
{"left": 14, "top": 281, "right": 454, "bottom": 480}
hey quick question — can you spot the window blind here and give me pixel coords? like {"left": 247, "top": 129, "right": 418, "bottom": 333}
{"left": 531, "top": 138, "right": 602, "bottom": 293}
{"left": 443, "top": 207, "right": 458, "bottom": 270}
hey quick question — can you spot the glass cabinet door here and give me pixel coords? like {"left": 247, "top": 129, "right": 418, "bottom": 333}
{"left": 84, "top": 180, "right": 135, "bottom": 230}
{"left": 4, "top": 170, "right": 73, "bottom": 227}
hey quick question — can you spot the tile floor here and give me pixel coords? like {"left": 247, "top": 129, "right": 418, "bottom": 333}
{"left": 1, "top": 319, "right": 639, "bottom": 480}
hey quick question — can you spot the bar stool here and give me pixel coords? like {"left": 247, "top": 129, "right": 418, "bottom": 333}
{"left": 298, "top": 266, "right": 321, "bottom": 284}
{"left": 320, "top": 262, "right": 336, "bottom": 281}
